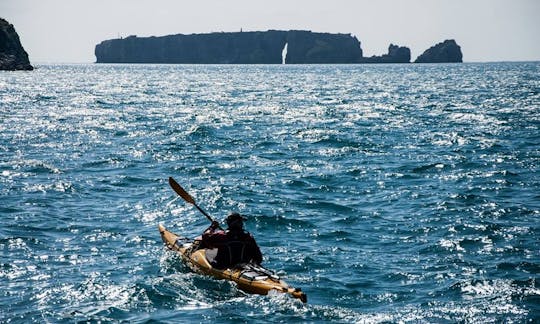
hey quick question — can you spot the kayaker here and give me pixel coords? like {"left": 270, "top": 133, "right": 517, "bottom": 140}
{"left": 201, "top": 212, "right": 263, "bottom": 269}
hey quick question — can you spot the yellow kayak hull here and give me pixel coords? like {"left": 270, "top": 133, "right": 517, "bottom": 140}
{"left": 158, "top": 224, "right": 307, "bottom": 302}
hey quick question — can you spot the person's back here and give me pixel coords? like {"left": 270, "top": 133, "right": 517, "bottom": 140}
{"left": 201, "top": 213, "right": 263, "bottom": 269}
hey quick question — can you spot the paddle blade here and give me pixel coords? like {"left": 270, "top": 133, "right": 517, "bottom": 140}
{"left": 168, "top": 177, "right": 195, "bottom": 205}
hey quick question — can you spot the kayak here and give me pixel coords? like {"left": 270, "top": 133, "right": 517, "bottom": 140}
{"left": 158, "top": 224, "right": 307, "bottom": 303}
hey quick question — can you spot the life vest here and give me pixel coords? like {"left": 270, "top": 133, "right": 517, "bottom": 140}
{"left": 207, "top": 230, "right": 261, "bottom": 269}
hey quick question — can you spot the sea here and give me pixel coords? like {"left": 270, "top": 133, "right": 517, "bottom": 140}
{"left": 1, "top": 62, "right": 539, "bottom": 323}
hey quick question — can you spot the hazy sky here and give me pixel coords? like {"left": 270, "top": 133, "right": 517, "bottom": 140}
{"left": 1, "top": 0, "right": 539, "bottom": 63}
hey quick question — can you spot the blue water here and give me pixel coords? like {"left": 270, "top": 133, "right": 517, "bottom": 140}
{"left": 1, "top": 63, "right": 539, "bottom": 323}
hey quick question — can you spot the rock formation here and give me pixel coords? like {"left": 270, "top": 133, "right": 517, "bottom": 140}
{"left": 360, "top": 44, "right": 411, "bottom": 63}
{"left": 0, "top": 18, "right": 33, "bottom": 71}
{"left": 95, "top": 30, "right": 363, "bottom": 64}
{"left": 96, "top": 31, "right": 288, "bottom": 64}
{"left": 95, "top": 30, "right": 463, "bottom": 64}
{"left": 284, "top": 30, "right": 362, "bottom": 63}
{"left": 415, "top": 39, "right": 462, "bottom": 63}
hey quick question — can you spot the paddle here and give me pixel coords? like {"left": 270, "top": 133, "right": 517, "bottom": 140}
{"left": 168, "top": 177, "right": 223, "bottom": 230}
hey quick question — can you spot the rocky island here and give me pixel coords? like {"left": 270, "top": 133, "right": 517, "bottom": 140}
{"left": 415, "top": 39, "right": 462, "bottom": 63}
{"left": 0, "top": 18, "right": 33, "bottom": 71}
{"left": 95, "top": 30, "right": 462, "bottom": 64}
{"left": 95, "top": 30, "right": 365, "bottom": 64}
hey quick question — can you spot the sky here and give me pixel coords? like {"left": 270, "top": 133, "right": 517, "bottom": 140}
{"left": 1, "top": 0, "right": 539, "bottom": 63}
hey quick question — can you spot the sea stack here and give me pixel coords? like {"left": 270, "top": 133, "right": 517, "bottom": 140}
{"left": 415, "top": 39, "right": 463, "bottom": 63}
{"left": 360, "top": 44, "right": 411, "bottom": 63}
{"left": 0, "top": 17, "right": 33, "bottom": 71}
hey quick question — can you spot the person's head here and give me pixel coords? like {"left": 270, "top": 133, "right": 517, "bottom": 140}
{"left": 226, "top": 212, "right": 245, "bottom": 230}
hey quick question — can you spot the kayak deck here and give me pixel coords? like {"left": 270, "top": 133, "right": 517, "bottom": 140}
{"left": 158, "top": 224, "right": 307, "bottom": 303}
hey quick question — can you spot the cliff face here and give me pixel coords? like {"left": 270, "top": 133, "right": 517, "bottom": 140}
{"left": 96, "top": 30, "right": 288, "bottom": 64}
{"left": 0, "top": 18, "right": 33, "bottom": 70}
{"left": 360, "top": 44, "right": 410, "bottom": 63}
{"left": 415, "top": 39, "right": 462, "bottom": 63}
{"left": 95, "top": 30, "right": 363, "bottom": 64}
{"left": 284, "top": 31, "right": 362, "bottom": 63}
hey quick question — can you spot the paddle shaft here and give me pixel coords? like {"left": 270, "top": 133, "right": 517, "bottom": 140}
{"left": 168, "top": 177, "right": 222, "bottom": 230}
{"left": 194, "top": 204, "right": 213, "bottom": 223}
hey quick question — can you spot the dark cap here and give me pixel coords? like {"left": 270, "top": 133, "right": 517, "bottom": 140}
{"left": 226, "top": 212, "right": 246, "bottom": 228}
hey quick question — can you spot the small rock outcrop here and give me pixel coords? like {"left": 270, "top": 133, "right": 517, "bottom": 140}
{"left": 414, "top": 39, "right": 462, "bottom": 63}
{"left": 0, "top": 18, "right": 33, "bottom": 71}
{"left": 360, "top": 44, "right": 411, "bottom": 63}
